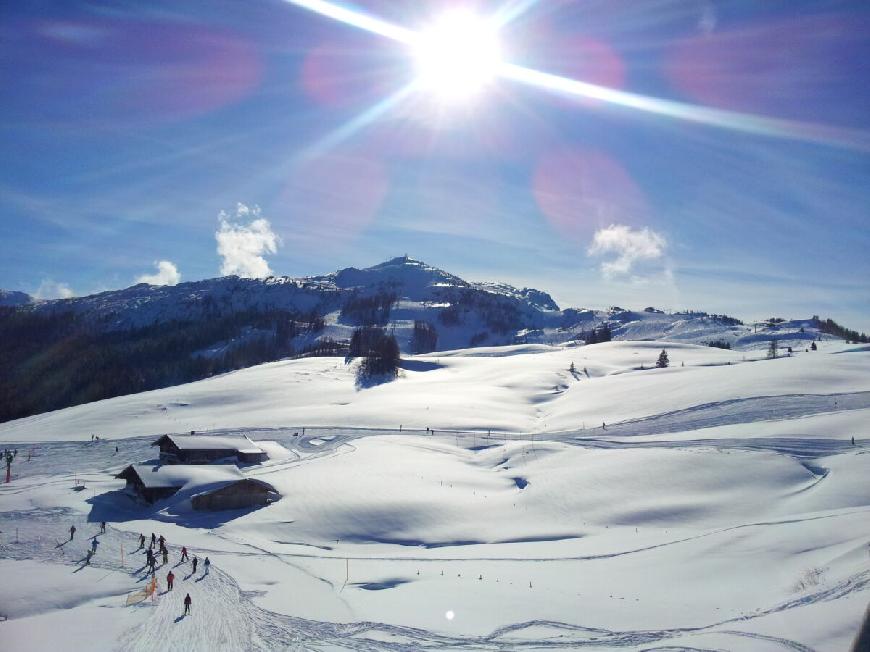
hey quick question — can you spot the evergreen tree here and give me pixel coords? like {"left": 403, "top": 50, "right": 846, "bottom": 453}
{"left": 656, "top": 349, "right": 669, "bottom": 368}
{"left": 411, "top": 320, "right": 438, "bottom": 354}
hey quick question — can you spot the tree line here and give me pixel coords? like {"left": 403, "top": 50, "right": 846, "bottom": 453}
{"left": 0, "top": 307, "right": 325, "bottom": 423}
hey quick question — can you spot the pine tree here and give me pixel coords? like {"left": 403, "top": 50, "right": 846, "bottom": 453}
{"left": 656, "top": 349, "right": 669, "bottom": 368}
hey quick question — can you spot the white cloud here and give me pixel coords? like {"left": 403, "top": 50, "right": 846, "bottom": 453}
{"left": 136, "top": 260, "right": 181, "bottom": 286}
{"left": 588, "top": 224, "right": 667, "bottom": 278}
{"left": 34, "top": 279, "right": 75, "bottom": 300}
{"left": 215, "top": 204, "right": 280, "bottom": 278}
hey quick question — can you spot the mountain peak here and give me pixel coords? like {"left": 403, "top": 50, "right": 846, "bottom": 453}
{"left": 366, "top": 255, "right": 431, "bottom": 270}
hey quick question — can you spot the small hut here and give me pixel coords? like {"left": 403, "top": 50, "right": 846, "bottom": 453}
{"left": 152, "top": 434, "right": 267, "bottom": 465}
{"left": 115, "top": 464, "right": 244, "bottom": 504}
{"left": 191, "top": 478, "right": 279, "bottom": 511}
{"left": 116, "top": 464, "right": 188, "bottom": 503}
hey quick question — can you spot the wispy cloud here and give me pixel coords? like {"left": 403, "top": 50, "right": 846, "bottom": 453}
{"left": 34, "top": 279, "right": 74, "bottom": 300}
{"left": 588, "top": 224, "right": 667, "bottom": 278}
{"left": 215, "top": 203, "right": 281, "bottom": 278}
{"left": 136, "top": 260, "right": 181, "bottom": 286}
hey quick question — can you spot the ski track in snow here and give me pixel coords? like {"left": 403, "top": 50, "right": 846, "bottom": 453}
{"left": 3, "top": 389, "right": 869, "bottom": 650}
{"left": 1, "top": 510, "right": 845, "bottom": 651}
{"left": 559, "top": 392, "right": 870, "bottom": 440}
{"left": 3, "top": 457, "right": 867, "bottom": 651}
{"left": 7, "top": 390, "right": 868, "bottom": 484}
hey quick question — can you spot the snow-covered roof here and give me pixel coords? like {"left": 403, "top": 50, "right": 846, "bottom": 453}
{"left": 121, "top": 464, "right": 243, "bottom": 489}
{"left": 154, "top": 434, "right": 263, "bottom": 454}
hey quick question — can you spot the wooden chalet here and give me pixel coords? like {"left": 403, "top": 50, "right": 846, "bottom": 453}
{"left": 191, "top": 478, "right": 279, "bottom": 511}
{"left": 152, "top": 434, "right": 267, "bottom": 465}
{"left": 115, "top": 463, "right": 244, "bottom": 504}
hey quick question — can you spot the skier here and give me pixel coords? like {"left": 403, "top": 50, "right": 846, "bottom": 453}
{"left": 84, "top": 549, "right": 93, "bottom": 565}
{"left": 91, "top": 538, "right": 98, "bottom": 554}
{"left": 115, "top": 446, "right": 119, "bottom": 454}
{"left": 162, "top": 548, "right": 169, "bottom": 565}
{"left": 183, "top": 593, "right": 192, "bottom": 615}
{"left": 180, "top": 546, "right": 189, "bottom": 562}
{"left": 138, "top": 533, "right": 145, "bottom": 549}
{"left": 852, "top": 436, "right": 856, "bottom": 445}
{"left": 151, "top": 533, "right": 156, "bottom": 547}
{"left": 192, "top": 556, "right": 198, "bottom": 573}
{"left": 100, "top": 521, "right": 106, "bottom": 534}
{"left": 158, "top": 534, "right": 165, "bottom": 548}
{"left": 69, "top": 525, "right": 76, "bottom": 540}
{"left": 203, "top": 557, "right": 210, "bottom": 574}
{"left": 148, "top": 556, "right": 157, "bottom": 573}
{"left": 602, "top": 421, "right": 606, "bottom": 430}
{"left": 167, "top": 570, "right": 175, "bottom": 591}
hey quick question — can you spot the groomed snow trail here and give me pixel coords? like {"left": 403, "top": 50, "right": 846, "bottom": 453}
{"left": 3, "top": 481, "right": 865, "bottom": 650}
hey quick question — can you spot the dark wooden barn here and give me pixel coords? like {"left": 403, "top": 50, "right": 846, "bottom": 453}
{"left": 152, "top": 434, "right": 267, "bottom": 465}
{"left": 191, "top": 478, "right": 279, "bottom": 511}
{"left": 115, "top": 463, "right": 245, "bottom": 504}
{"left": 116, "top": 464, "right": 187, "bottom": 503}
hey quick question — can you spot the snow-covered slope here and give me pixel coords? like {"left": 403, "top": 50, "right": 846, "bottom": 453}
{"left": 0, "top": 289, "right": 32, "bottom": 306}
{"left": 2, "top": 338, "right": 869, "bottom": 650}
{"left": 2, "top": 338, "right": 866, "bottom": 442}
{"left": 1, "top": 340, "right": 868, "bottom": 651}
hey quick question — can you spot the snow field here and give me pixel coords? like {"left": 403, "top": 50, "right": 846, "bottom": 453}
{"left": 0, "top": 340, "right": 868, "bottom": 650}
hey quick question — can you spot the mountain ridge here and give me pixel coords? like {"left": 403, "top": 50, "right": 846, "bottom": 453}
{"left": 0, "top": 256, "right": 862, "bottom": 424}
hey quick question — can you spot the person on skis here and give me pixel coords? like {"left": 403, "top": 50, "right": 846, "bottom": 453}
{"left": 91, "top": 538, "right": 98, "bottom": 554}
{"left": 183, "top": 593, "right": 192, "bottom": 615}
{"left": 192, "top": 556, "right": 198, "bottom": 573}
{"left": 69, "top": 525, "right": 76, "bottom": 540}
{"left": 84, "top": 549, "right": 93, "bottom": 565}
{"left": 100, "top": 521, "right": 106, "bottom": 534}
{"left": 138, "top": 533, "right": 145, "bottom": 549}
{"left": 162, "top": 548, "right": 169, "bottom": 565}
{"left": 158, "top": 534, "right": 165, "bottom": 548}
{"left": 167, "top": 570, "right": 175, "bottom": 591}
{"left": 203, "top": 557, "right": 210, "bottom": 574}
{"left": 150, "top": 532, "right": 156, "bottom": 547}
{"left": 180, "top": 546, "right": 188, "bottom": 562}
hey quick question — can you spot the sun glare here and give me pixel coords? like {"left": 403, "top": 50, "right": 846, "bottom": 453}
{"left": 412, "top": 11, "right": 502, "bottom": 102}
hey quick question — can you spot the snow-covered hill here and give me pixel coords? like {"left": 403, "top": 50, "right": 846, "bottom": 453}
{"left": 1, "top": 339, "right": 868, "bottom": 651}
{"left": 1, "top": 256, "right": 760, "bottom": 348}
{"left": 0, "top": 289, "right": 32, "bottom": 307}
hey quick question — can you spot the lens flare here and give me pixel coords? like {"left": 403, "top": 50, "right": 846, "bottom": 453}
{"left": 412, "top": 11, "right": 503, "bottom": 103}
{"left": 282, "top": 0, "right": 870, "bottom": 151}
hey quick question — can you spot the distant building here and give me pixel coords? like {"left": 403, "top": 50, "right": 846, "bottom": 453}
{"left": 116, "top": 463, "right": 243, "bottom": 504}
{"left": 152, "top": 434, "right": 267, "bottom": 465}
{"left": 115, "top": 464, "right": 277, "bottom": 510}
{"left": 191, "top": 478, "right": 279, "bottom": 511}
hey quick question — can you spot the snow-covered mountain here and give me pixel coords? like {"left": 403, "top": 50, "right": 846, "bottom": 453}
{"left": 0, "top": 289, "right": 32, "bottom": 306}
{"left": 2, "top": 256, "right": 752, "bottom": 348}
{"left": 0, "top": 256, "right": 861, "bottom": 424}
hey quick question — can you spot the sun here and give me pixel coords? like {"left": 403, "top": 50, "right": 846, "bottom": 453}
{"left": 412, "top": 11, "right": 503, "bottom": 103}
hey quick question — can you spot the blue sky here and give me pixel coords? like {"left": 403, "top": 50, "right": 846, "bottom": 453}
{"left": 2, "top": 0, "right": 868, "bottom": 330}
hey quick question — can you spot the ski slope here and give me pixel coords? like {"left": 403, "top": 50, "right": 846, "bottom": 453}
{"left": 1, "top": 340, "right": 868, "bottom": 651}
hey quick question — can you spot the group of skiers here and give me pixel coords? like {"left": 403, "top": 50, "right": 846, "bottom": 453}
{"left": 66, "top": 522, "right": 210, "bottom": 616}
{"left": 134, "top": 531, "right": 210, "bottom": 614}
{"left": 69, "top": 521, "right": 107, "bottom": 565}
